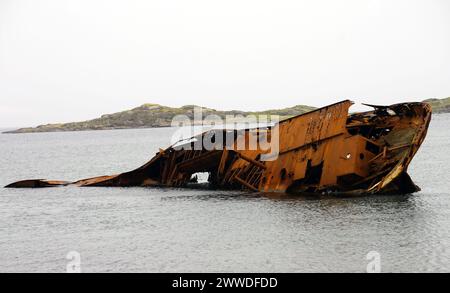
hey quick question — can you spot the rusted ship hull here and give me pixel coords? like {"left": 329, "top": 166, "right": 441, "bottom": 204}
{"left": 6, "top": 100, "right": 432, "bottom": 195}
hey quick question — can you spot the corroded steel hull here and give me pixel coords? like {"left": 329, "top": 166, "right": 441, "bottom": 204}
{"left": 5, "top": 100, "right": 432, "bottom": 195}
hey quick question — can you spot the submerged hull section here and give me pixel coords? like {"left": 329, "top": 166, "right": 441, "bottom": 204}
{"left": 6, "top": 101, "right": 432, "bottom": 195}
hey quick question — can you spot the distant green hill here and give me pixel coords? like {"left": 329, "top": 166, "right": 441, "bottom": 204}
{"left": 423, "top": 97, "right": 450, "bottom": 113}
{"left": 4, "top": 103, "right": 316, "bottom": 134}
{"left": 5, "top": 97, "right": 449, "bottom": 134}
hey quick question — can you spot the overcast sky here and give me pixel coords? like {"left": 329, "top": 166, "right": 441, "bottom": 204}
{"left": 1, "top": 0, "right": 449, "bottom": 127}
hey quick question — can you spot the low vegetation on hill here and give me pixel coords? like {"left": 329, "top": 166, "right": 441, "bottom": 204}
{"left": 5, "top": 97, "right": 449, "bottom": 134}
{"left": 5, "top": 103, "right": 316, "bottom": 133}
{"left": 423, "top": 97, "right": 450, "bottom": 113}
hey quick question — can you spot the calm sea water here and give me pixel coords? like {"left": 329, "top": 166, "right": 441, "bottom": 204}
{"left": 0, "top": 115, "right": 449, "bottom": 273}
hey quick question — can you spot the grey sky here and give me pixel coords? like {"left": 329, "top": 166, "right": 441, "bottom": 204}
{"left": 1, "top": 0, "right": 449, "bottom": 127}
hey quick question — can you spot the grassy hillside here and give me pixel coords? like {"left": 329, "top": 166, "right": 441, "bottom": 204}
{"left": 4, "top": 103, "right": 316, "bottom": 133}
{"left": 6, "top": 97, "right": 448, "bottom": 134}
{"left": 423, "top": 97, "right": 450, "bottom": 113}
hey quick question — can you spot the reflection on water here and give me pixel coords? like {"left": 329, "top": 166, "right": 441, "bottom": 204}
{"left": 0, "top": 115, "right": 450, "bottom": 272}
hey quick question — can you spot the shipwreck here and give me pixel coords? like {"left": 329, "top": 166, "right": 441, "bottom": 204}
{"left": 6, "top": 100, "right": 432, "bottom": 195}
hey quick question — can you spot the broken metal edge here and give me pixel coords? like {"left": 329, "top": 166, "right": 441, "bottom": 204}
{"left": 4, "top": 179, "right": 71, "bottom": 188}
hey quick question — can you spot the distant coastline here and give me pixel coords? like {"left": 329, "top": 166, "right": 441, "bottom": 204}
{"left": 422, "top": 97, "right": 450, "bottom": 114}
{"left": 3, "top": 97, "right": 449, "bottom": 134}
{"left": 0, "top": 127, "right": 19, "bottom": 133}
{"left": 3, "top": 103, "right": 316, "bottom": 134}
